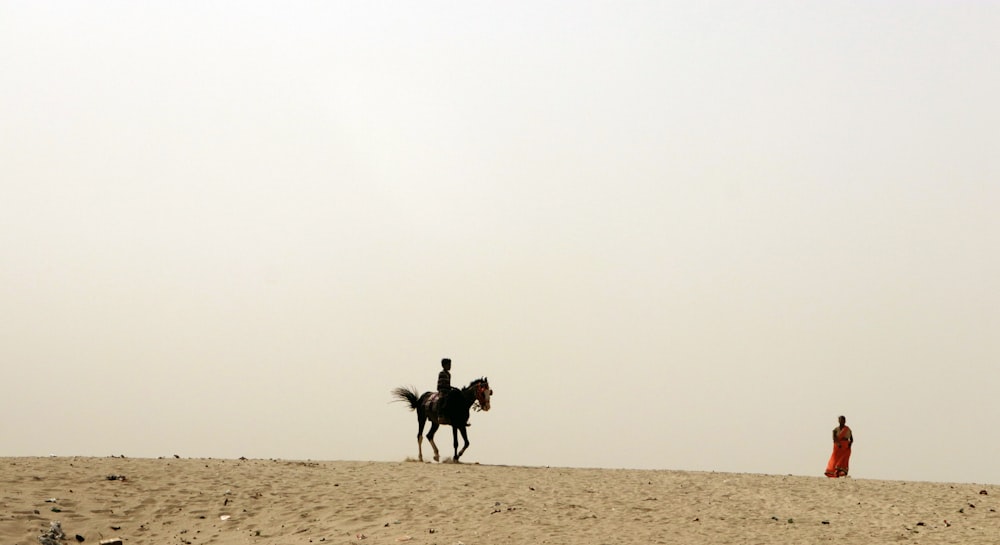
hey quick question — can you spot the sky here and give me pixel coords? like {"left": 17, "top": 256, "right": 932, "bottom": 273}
{"left": 2, "top": 1, "right": 998, "bottom": 484}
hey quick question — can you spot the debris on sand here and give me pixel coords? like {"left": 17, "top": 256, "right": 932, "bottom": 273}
{"left": 38, "top": 521, "right": 66, "bottom": 545}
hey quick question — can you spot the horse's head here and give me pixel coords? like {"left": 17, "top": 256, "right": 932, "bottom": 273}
{"left": 472, "top": 377, "right": 492, "bottom": 412}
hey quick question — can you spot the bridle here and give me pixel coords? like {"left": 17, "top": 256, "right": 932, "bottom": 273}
{"left": 472, "top": 380, "right": 492, "bottom": 412}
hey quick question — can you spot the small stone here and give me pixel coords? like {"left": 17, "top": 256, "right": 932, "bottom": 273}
{"left": 75, "top": 535, "right": 85, "bottom": 542}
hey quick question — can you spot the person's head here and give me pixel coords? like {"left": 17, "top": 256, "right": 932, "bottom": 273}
{"left": 441, "top": 358, "right": 451, "bottom": 370}
{"left": 838, "top": 415, "right": 847, "bottom": 426}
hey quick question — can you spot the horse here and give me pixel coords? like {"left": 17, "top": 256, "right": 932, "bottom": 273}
{"left": 392, "top": 377, "right": 492, "bottom": 462}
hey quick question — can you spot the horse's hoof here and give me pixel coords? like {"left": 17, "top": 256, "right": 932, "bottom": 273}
{"left": 433, "top": 455, "right": 440, "bottom": 462}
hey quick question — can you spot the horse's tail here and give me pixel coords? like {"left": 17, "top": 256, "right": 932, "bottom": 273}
{"left": 391, "top": 386, "right": 421, "bottom": 411}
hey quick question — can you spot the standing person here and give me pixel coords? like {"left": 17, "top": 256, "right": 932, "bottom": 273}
{"left": 824, "top": 415, "right": 854, "bottom": 478}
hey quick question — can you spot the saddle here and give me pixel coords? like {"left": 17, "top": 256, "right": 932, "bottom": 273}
{"left": 428, "top": 392, "right": 451, "bottom": 424}
{"left": 428, "top": 389, "right": 467, "bottom": 426}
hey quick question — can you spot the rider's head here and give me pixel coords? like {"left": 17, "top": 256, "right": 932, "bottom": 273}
{"left": 441, "top": 358, "right": 451, "bottom": 370}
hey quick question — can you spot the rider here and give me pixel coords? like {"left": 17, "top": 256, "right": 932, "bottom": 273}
{"left": 437, "top": 358, "right": 452, "bottom": 395}
{"left": 435, "top": 358, "right": 469, "bottom": 426}
{"left": 436, "top": 358, "right": 453, "bottom": 423}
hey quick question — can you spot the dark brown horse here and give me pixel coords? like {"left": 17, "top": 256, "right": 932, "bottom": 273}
{"left": 392, "top": 377, "right": 492, "bottom": 462}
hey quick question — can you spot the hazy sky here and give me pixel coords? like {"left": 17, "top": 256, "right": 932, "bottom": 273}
{"left": 2, "top": 2, "right": 998, "bottom": 484}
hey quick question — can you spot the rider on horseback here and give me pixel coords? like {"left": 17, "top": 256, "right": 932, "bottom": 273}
{"left": 437, "top": 358, "right": 451, "bottom": 394}
{"left": 435, "top": 358, "right": 469, "bottom": 426}
{"left": 435, "top": 358, "right": 453, "bottom": 423}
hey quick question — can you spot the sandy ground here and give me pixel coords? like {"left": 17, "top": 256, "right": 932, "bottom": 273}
{"left": 1, "top": 456, "right": 997, "bottom": 544}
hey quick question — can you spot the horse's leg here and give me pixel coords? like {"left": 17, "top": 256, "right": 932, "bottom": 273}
{"left": 416, "top": 415, "right": 427, "bottom": 462}
{"left": 426, "top": 422, "right": 441, "bottom": 462}
{"left": 455, "top": 426, "right": 470, "bottom": 461}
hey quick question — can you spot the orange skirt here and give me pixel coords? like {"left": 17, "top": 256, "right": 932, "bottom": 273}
{"left": 824, "top": 440, "right": 851, "bottom": 478}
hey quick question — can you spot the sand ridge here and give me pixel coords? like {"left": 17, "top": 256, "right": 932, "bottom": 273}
{"left": 1, "top": 457, "right": 997, "bottom": 544}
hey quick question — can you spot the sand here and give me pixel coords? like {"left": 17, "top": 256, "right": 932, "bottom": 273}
{"left": 2, "top": 456, "right": 997, "bottom": 545}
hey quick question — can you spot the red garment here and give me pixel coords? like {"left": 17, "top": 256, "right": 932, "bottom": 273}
{"left": 824, "top": 425, "right": 852, "bottom": 478}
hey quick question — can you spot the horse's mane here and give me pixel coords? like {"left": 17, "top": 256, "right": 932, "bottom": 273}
{"left": 466, "top": 377, "right": 488, "bottom": 388}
